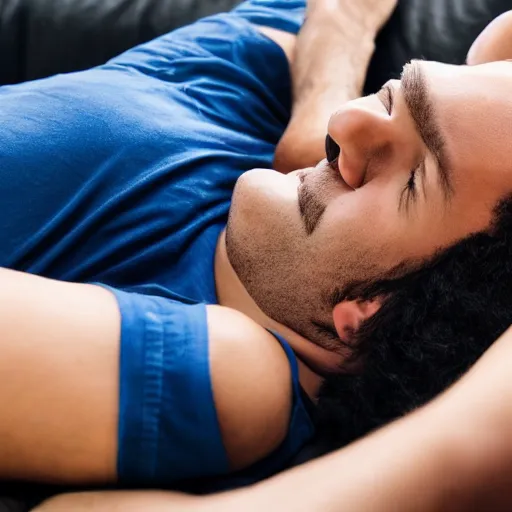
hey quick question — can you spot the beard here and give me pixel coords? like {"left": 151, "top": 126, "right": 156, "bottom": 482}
{"left": 225, "top": 215, "right": 324, "bottom": 341}
{"left": 224, "top": 184, "right": 378, "bottom": 352}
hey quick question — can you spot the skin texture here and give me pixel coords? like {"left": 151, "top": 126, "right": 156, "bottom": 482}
{"left": 36, "top": 325, "right": 512, "bottom": 510}
{"left": 0, "top": 270, "right": 120, "bottom": 483}
{"left": 225, "top": 48, "right": 512, "bottom": 369}
{"left": 0, "top": 1, "right": 387, "bottom": 487}
{"left": 223, "top": 1, "right": 398, "bottom": 371}
{"left": 467, "top": 11, "right": 512, "bottom": 65}
{"left": 0, "top": 267, "right": 294, "bottom": 482}
{"left": 28, "top": 7, "right": 512, "bottom": 512}
{"left": 275, "top": 0, "right": 398, "bottom": 172}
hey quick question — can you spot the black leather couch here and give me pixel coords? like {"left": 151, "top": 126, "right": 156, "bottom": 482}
{"left": 0, "top": 0, "right": 511, "bottom": 510}
{"left": 2, "top": 0, "right": 510, "bottom": 91}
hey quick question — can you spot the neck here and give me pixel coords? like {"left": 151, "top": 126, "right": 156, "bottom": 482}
{"left": 215, "top": 230, "right": 342, "bottom": 397}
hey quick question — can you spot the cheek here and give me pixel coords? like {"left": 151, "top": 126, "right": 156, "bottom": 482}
{"left": 320, "top": 180, "right": 452, "bottom": 272}
{"left": 318, "top": 184, "right": 405, "bottom": 268}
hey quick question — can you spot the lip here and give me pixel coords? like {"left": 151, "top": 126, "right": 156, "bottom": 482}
{"left": 324, "top": 156, "right": 356, "bottom": 191}
{"left": 297, "top": 161, "right": 325, "bottom": 184}
{"left": 295, "top": 158, "right": 353, "bottom": 196}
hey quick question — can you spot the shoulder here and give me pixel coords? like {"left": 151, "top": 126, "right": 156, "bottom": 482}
{"left": 206, "top": 305, "right": 293, "bottom": 471}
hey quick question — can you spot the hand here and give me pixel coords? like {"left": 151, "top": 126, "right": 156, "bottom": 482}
{"left": 467, "top": 11, "right": 512, "bottom": 65}
{"left": 308, "top": 0, "right": 399, "bottom": 35}
{"left": 275, "top": 0, "right": 396, "bottom": 173}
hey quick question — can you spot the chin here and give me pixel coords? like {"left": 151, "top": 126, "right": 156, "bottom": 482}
{"left": 230, "top": 169, "right": 303, "bottom": 246}
{"left": 234, "top": 167, "right": 299, "bottom": 202}
{"left": 226, "top": 169, "right": 308, "bottom": 315}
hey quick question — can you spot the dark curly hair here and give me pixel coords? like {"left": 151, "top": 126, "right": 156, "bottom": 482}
{"left": 317, "top": 195, "right": 512, "bottom": 446}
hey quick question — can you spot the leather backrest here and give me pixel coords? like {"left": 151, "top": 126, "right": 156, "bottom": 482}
{"left": 365, "top": 0, "right": 512, "bottom": 93}
{"left": 2, "top": 0, "right": 510, "bottom": 87}
{"left": 0, "top": 0, "right": 243, "bottom": 85}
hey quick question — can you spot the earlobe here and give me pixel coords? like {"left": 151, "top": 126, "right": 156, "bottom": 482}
{"left": 467, "top": 11, "right": 512, "bottom": 65}
{"left": 332, "top": 299, "right": 381, "bottom": 342}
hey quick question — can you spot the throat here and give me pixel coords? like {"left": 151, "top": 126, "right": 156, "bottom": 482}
{"left": 215, "top": 230, "right": 340, "bottom": 395}
{"left": 215, "top": 229, "right": 271, "bottom": 325}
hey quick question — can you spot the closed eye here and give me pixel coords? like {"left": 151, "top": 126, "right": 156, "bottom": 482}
{"left": 377, "top": 84, "right": 394, "bottom": 115}
{"left": 399, "top": 160, "right": 426, "bottom": 212}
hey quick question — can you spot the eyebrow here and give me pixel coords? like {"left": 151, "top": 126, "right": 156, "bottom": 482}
{"left": 401, "top": 61, "right": 454, "bottom": 199}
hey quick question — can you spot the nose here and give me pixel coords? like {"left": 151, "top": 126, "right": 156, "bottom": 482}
{"left": 327, "top": 96, "right": 396, "bottom": 189}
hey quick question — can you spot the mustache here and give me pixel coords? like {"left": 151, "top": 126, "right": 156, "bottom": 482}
{"left": 298, "top": 160, "right": 339, "bottom": 235}
{"left": 299, "top": 180, "right": 327, "bottom": 235}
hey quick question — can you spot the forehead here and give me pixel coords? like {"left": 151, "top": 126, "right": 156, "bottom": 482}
{"left": 419, "top": 60, "right": 512, "bottom": 171}
{"left": 416, "top": 60, "right": 512, "bottom": 220}
{"left": 420, "top": 60, "right": 512, "bottom": 102}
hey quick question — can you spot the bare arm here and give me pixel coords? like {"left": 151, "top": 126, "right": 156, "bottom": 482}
{"left": 0, "top": 268, "right": 120, "bottom": 483}
{"left": 34, "top": 490, "right": 206, "bottom": 512}
{"left": 242, "top": 325, "right": 512, "bottom": 512}
{"left": 0, "top": 268, "right": 292, "bottom": 484}
{"left": 38, "top": 325, "right": 512, "bottom": 511}
{"left": 274, "top": 0, "right": 398, "bottom": 173}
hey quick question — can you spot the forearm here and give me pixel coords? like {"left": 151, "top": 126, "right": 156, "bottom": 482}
{"left": 246, "top": 402, "right": 492, "bottom": 511}
{"left": 244, "top": 326, "right": 512, "bottom": 512}
{"left": 34, "top": 490, "right": 209, "bottom": 512}
{"left": 38, "top": 326, "right": 512, "bottom": 512}
{"left": 274, "top": 3, "right": 377, "bottom": 172}
{"left": 38, "top": 372, "right": 512, "bottom": 512}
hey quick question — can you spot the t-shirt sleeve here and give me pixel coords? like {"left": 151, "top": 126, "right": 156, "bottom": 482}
{"left": 98, "top": 285, "right": 229, "bottom": 484}
{"left": 105, "top": 1, "right": 305, "bottom": 144}
{"left": 233, "top": 0, "right": 305, "bottom": 34}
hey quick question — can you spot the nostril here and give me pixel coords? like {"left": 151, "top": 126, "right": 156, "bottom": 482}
{"left": 325, "top": 134, "right": 340, "bottom": 164}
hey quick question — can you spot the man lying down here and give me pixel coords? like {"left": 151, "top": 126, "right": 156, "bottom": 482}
{"left": 2, "top": 0, "right": 512, "bottom": 498}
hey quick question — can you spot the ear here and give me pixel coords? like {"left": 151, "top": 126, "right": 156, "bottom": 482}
{"left": 332, "top": 299, "right": 381, "bottom": 342}
{"left": 467, "top": 11, "right": 512, "bottom": 65}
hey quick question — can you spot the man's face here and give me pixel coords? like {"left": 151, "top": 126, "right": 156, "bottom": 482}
{"left": 226, "top": 59, "right": 512, "bottom": 352}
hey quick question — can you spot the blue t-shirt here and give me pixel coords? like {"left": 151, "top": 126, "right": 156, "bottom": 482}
{"left": 0, "top": 0, "right": 315, "bottom": 489}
